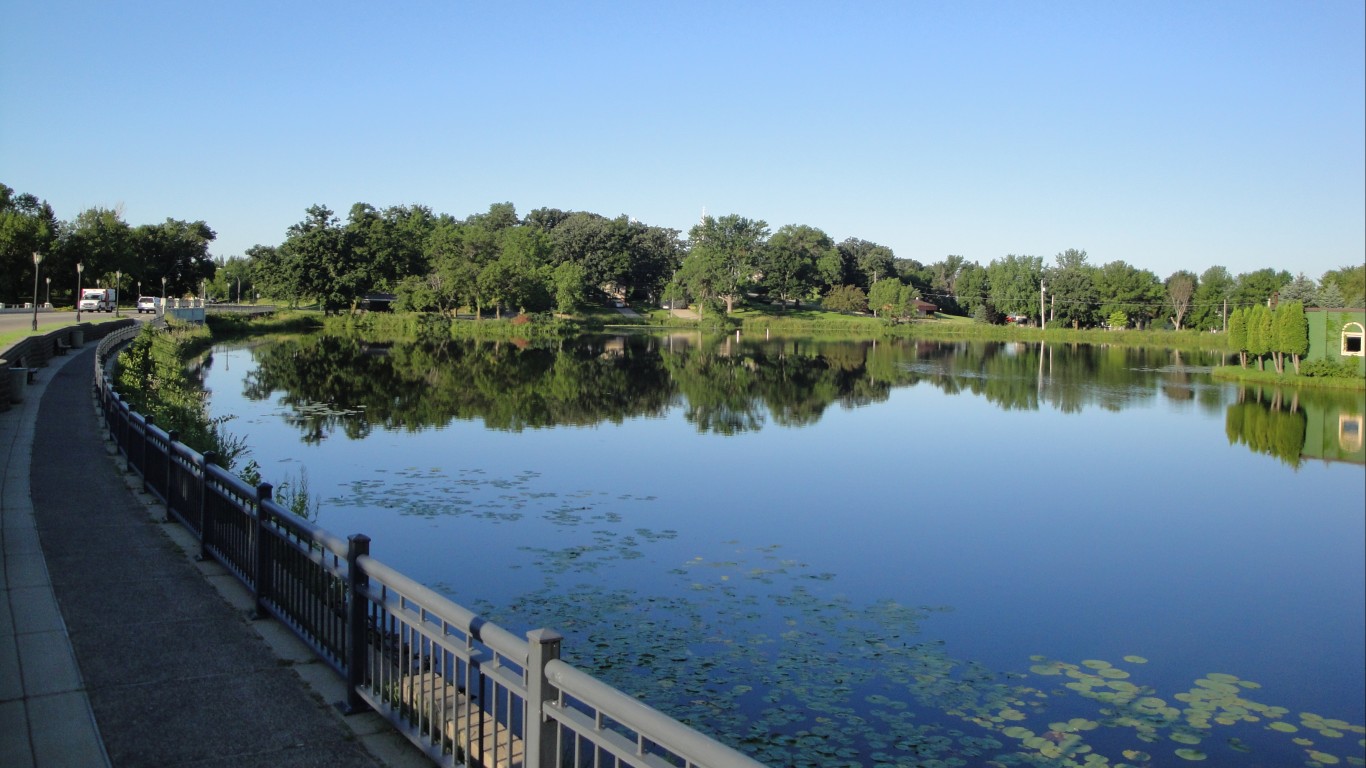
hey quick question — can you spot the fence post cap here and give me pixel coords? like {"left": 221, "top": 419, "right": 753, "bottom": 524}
{"left": 528, "top": 628, "right": 564, "bottom": 645}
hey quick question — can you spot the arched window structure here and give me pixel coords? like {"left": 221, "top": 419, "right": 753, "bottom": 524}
{"left": 1342, "top": 322, "right": 1364, "bottom": 357}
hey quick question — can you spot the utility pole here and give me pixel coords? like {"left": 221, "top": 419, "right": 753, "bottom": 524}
{"left": 1040, "top": 279, "right": 1047, "bottom": 331}
{"left": 1222, "top": 298, "right": 1228, "bottom": 333}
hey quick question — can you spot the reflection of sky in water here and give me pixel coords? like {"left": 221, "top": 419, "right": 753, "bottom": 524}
{"left": 203, "top": 340, "right": 1365, "bottom": 767}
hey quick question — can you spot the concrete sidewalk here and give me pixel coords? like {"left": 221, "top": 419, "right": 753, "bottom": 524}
{"left": 2, "top": 346, "right": 426, "bottom": 767}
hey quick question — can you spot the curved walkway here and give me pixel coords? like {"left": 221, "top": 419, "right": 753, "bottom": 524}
{"left": 3, "top": 346, "right": 424, "bottom": 767}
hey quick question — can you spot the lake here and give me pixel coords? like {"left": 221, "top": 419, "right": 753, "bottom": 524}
{"left": 199, "top": 332, "right": 1365, "bottom": 768}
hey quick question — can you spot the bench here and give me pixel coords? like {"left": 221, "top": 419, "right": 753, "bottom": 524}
{"left": 55, "top": 338, "right": 71, "bottom": 355}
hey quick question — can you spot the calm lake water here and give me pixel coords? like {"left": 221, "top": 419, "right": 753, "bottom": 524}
{"left": 199, "top": 332, "right": 1365, "bottom": 768}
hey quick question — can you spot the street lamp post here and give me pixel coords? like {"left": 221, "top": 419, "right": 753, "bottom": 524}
{"left": 76, "top": 262, "right": 84, "bottom": 322}
{"left": 115, "top": 270, "right": 122, "bottom": 316}
{"left": 31, "top": 252, "right": 42, "bottom": 331}
{"left": 45, "top": 277, "right": 51, "bottom": 307}
{"left": 161, "top": 276, "right": 167, "bottom": 315}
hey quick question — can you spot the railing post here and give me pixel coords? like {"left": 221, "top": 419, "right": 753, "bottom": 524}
{"left": 140, "top": 415, "right": 154, "bottom": 492}
{"left": 253, "top": 482, "right": 273, "bottom": 620}
{"left": 525, "top": 628, "right": 564, "bottom": 768}
{"left": 342, "top": 533, "right": 371, "bottom": 715}
{"left": 164, "top": 430, "right": 178, "bottom": 522}
{"left": 198, "top": 451, "right": 216, "bottom": 561}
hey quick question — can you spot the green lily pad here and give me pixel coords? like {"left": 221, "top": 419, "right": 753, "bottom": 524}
{"left": 1174, "top": 748, "right": 1207, "bottom": 760}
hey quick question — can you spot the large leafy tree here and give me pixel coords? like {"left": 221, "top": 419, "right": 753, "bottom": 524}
{"left": 685, "top": 214, "right": 769, "bottom": 314}
{"left": 346, "top": 203, "right": 435, "bottom": 293}
{"left": 277, "top": 205, "right": 354, "bottom": 312}
{"left": 1095, "top": 261, "right": 1164, "bottom": 328}
{"left": 1231, "top": 268, "right": 1291, "bottom": 311}
{"left": 838, "top": 238, "right": 895, "bottom": 289}
{"left": 0, "top": 184, "right": 59, "bottom": 306}
{"left": 61, "top": 207, "right": 136, "bottom": 296}
{"left": 129, "top": 217, "right": 217, "bottom": 299}
{"left": 868, "top": 277, "right": 919, "bottom": 321}
{"left": 928, "top": 254, "right": 967, "bottom": 312}
{"left": 987, "top": 254, "right": 1044, "bottom": 321}
{"left": 955, "top": 262, "right": 991, "bottom": 316}
{"left": 1189, "top": 266, "right": 1235, "bottom": 331}
{"left": 1047, "top": 249, "right": 1097, "bottom": 329}
{"left": 762, "top": 224, "right": 834, "bottom": 309}
{"left": 1165, "top": 270, "right": 1198, "bottom": 330}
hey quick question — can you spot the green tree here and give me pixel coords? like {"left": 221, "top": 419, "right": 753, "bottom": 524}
{"left": 61, "top": 207, "right": 136, "bottom": 296}
{"left": 955, "top": 262, "right": 991, "bottom": 317}
{"left": 868, "top": 277, "right": 909, "bottom": 320}
{"left": 551, "top": 260, "right": 587, "bottom": 314}
{"left": 822, "top": 284, "right": 867, "bottom": 313}
{"left": 838, "top": 238, "right": 895, "bottom": 289}
{"left": 987, "top": 254, "right": 1044, "bottom": 321}
{"left": 1227, "top": 307, "right": 1249, "bottom": 367}
{"left": 1189, "top": 266, "right": 1235, "bottom": 331}
{"left": 1277, "top": 273, "right": 1318, "bottom": 306}
{"left": 762, "top": 224, "right": 833, "bottom": 309}
{"left": 1231, "top": 268, "right": 1291, "bottom": 311}
{"left": 1246, "top": 304, "right": 1271, "bottom": 371}
{"left": 277, "top": 205, "right": 353, "bottom": 312}
{"left": 0, "top": 184, "right": 59, "bottom": 306}
{"left": 1165, "top": 270, "right": 1198, "bottom": 330}
{"left": 1107, "top": 309, "right": 1129, "bottom": 330}
{"left": 1047, "top": 249, "right": 1097, "bottom": 329}
{"left": 1276, "top": 300, "right": 1310, "bottom": 374}
{"left": 685, "top": 214, "right": 769, "bottom": 314}
{"left": 1320, "top": 265, "right": 1365, "bottom": 307}
{"left": 1095, "top": 261, "right": 1164, "bottom": 328}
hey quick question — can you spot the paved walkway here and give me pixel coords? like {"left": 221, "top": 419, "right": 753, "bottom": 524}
{"left": 2, "top": 346, "right": 427, "bottom": 767}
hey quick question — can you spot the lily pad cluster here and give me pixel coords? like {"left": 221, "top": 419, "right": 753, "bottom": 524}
{"left": 316, "top": 466, "right": 1364, "bottom": 768}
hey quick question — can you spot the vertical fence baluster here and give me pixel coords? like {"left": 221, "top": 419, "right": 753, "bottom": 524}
{"left": 253, "top": 482, "right": 273, "bottom": 619}
{"left": 141, "top": 414, "right": 153, "bottom": 492}
{"left": 344, "top": 534, "right": 371, "bottom": 714}
{"left": 199, "top": 451, "right": 216, "bottom": 561}
{"left": 164, "top": 430, "right": 178, "bottom": 522}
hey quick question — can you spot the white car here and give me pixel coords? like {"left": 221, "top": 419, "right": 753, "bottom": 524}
{"left": 137, "top": 296, "right": 159, "bottom": 314}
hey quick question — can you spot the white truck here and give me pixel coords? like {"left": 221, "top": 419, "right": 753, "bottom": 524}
{"left": 78, "top": 287, "right": 117, "bottom": 312}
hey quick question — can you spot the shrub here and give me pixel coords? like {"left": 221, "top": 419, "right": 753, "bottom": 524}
{"left": 1300, "top": 359, "right": 1362, "bottom": 379}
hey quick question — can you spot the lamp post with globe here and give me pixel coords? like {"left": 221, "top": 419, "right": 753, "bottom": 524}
{"left": 76, "top": 262, "right": 84, "bottom": 322}
{"left": 30, "top": 252, "right": 42, "bottom": 331}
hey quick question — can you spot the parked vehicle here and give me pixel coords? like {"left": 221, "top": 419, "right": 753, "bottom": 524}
{"left": 137, "top": 296, "right": 160, "bottom": 314}
{"left": 78, "top": 288, "right": 117, "bottom": 312}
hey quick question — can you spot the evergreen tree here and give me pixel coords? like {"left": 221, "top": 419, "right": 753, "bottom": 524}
{"left": 1247, "top": 304, "right": 1273, "bottom": 371}
{"left": 1277, "top": 300, "right": 1310, "bottom": 374}
{"left": 1228, "top": 307, "right": 1248, "bottom": 367}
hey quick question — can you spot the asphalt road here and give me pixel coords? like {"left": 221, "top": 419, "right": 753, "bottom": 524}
{"left": 0, "top": 309, "right": 144, "bottom": 337}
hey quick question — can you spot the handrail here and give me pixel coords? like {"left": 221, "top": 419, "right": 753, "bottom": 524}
{"left": 545, "top": 660, "right": 769, "bottom": 768}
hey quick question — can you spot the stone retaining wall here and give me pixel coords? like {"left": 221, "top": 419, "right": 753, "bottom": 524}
{"left": 0, "top": 319, "right": 136, "bottom": 412}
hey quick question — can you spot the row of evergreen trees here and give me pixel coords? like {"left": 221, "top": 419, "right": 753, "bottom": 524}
{"left": 1227, "top": 302, "right": 1309, "bottom": 374}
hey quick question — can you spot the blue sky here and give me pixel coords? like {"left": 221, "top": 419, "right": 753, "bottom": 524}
{"left": 2, "top": 0, "right": 1362, "bottom": 280}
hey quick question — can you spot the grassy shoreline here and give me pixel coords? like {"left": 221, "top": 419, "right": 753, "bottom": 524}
{"left": 1210, "top": 364, "right": 1366, "bottom": 391}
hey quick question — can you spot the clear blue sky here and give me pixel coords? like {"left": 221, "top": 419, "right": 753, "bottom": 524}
{"left": 3, "top": 0, "right": 1362, "bottom": 280}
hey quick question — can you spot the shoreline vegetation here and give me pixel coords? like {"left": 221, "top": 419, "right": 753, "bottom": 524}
{"left": 204, "top": 304, "right": 1364, "bottom": 391}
